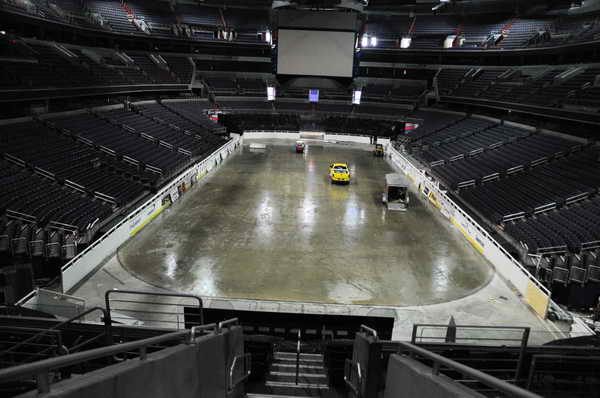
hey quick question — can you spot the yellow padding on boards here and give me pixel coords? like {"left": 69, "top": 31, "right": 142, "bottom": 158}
{"left": 130, "top": 204, "right": 168, "bottom": 236}
{"left": 526, "top": 281, "right": 550, "bottom": 318}
{"left": 450, "top": 217, "right": 484, "bottom": 254}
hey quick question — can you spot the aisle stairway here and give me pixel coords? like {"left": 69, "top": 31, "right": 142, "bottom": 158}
{"left": 249, "top": 351, "right": 330, "bottom": 397}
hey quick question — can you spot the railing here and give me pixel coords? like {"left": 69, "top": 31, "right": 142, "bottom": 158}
{"left": 394, "top": 341, "right": 543, "bottom": 398}
{"left": 229, "top": 353, "right": 251, "bottom": 392}
{"left": 525, "top": 354, "right": 600, "bottom": 389}
{"left": 105, "top": 289, "right": 204, "bottom": 329}
{"left": 0, "top": 323, "right": 217, "bottom": 394}
{"left": 295, "top": 329, "right": 301, "bottom": 385}
{"left": 411, "top": 324, "right": 530, "bottom": 382}
{"left": 0, "top": 327, "right": 64, "bottom": 367}
{"left": 344, "top": 359, "right": 362, "bottom": 397}
{"left": 0, "top": 307, "right": 111, "bottom": 371}
{"left": 360, "top": 324, "right": 378, "bottom": 339}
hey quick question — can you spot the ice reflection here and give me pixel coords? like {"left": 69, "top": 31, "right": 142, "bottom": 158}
{"left": 191, "top": 257, "right": 219, "bottom": 296}
{"left": 165, "top": 253, "right": 177, "bottom": 280}
{"left": 343, "top": 201, "right": 365, "bottom": 226}
{"left": 256, "top": 194, "right": 273, "bottom": 241}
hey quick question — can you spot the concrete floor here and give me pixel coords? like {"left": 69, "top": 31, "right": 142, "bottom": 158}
{"left": 117, "top": 140, "right": 492, "bottom": 307}
{"left": 71, "top": 139, "right": 569, "bottom": 343}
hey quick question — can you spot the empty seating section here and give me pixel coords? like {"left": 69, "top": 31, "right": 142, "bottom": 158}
{"left": 0, "top": 100, "right": 231, "bottom": 268}
{"left": 401, "top": 110, "right": 464, "bottom": 145}
{"left": 221, "top": 114, "right": 300, "bottom": 133}
{"left": 436, "top": 66, "right": 600, "bottom": 110}
{"left": 128, "top": 55, "right": 178, "bottom": 83}
{"left": 237, "top": 78, "right": 265, "bottom": 95}
{"left": 162, "top": 56, "right": 194, "bottom": 83}
{"left": 528, "top": 67, "right": 600, "bottom": 107}
{"left": 498, "top": 19, "right": 552, "bottom": 48}
{"left": 6, "top": 2, "right": 600, "bottom": 49}
{"left": 204, "top": 76, "right": 237, "bottom": 95}
{"left": 323, "top": 117, "right": 395, "bottom": 136}
{"left": 505, "top": 198, "right": 600, "bottom": 255}
{"left": 87, "top": 0, "right": 139, "bottom": 34}
{"left": 437, "top": 69, "right": 467, "bottom": 95}
{"left": 0, "top": 39, "right": 193, "bottom": 93}
{"left": 459, "top": 150, "right": 600, "bottom": 224}
{"left": 389, "top": 85, "right": 425, "bottom": 101}
{"left": 101, "top": 109, "right": 216, "bottom": 156}
{"left": 51, "top": 111, "right": 190, "bottom": 176}
{"left": 413, "top": 119, "right": 515, "bottom": 164}
{"left": 1, "top": 121, "right": 146, "bottom": 205}
{"left": 431, "top": 133, "right": 578, "bottom": 189}
{"left": 134, "top": 103, "right": 218, "bottom": 141}
{"left": 162, "top": 101, "right": 222, "bottom": 131}
{"left": 0, "top": 159, "right": 112, "bottom": 233}
{"left": 451, "top": 69, "right": 509, "bottom": 98}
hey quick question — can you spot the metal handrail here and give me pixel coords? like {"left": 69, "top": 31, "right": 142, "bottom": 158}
{"left": 0, "top": 328, "right": 208, "bottom": 394}
{"left": 229, "top": 353, "right": 251, "bottom": 391}
{"left": 360, "top": 325, "right": 378, "bottom": 339}
{"left": 0, "top": 307, "right": 110, "bottom": 358}
{"left": 104, "top": 289, "right": 204, "bottom": 326}
{"left": 218, "top": 318, "right": 239, "bottom": 331}
{"left": 344, "top": 359, "right": 362, "bottom": 397}
{"left": 526, "top": 354, "right": 600, "bottom": 389}
{"left": 395, "top": 341, "right": 543, "bottom": 398}
{"left": 295, "top": 329, "right": 301, "bottom": 385}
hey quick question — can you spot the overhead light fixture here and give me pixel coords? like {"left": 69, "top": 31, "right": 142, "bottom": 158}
{"left": 265, "top": 30, "right": 271, "bottom": 44}
{"left": 370, "top": 36, "right": 377, "bottom": 47}
{"left": 267, "top": 86, "right": 276, "bottom": 101}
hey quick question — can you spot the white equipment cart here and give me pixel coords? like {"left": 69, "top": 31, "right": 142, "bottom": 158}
{"left": 382, "top": 173, "right": 410, "bottom": 211}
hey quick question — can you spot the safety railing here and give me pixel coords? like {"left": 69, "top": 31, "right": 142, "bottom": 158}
{"left": 0, "top": 327, "right": 64, "bottom": 367}
{"left": 295, "top": 329, "right": 301, "bottom": 385}
{"left": 0, "top": 307, "right": 111, "bottom": 362}
{"left": 360, "top": 324, "right": 378, "bottom": 340}
{"left": 344, "top": 359, "right": 363, "bottom": 398}
{"left": 0, "top": 323, "right": 218, "bottom": 394}
{"left": 229, "top": 353, "right": 251, "bottom": 392}
{"left": 394, "top": 341, "right": 543, "bottom": 398}
{"left": 411, "top": 324, "right": 530, "bottom": 382}
{"left": 105, "top": 289, "right": 204, "bottom": 329}
{"left": 525, "top": 354, "right": 600, "bottom": 389}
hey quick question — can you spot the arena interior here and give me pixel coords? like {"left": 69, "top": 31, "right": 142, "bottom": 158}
{"left": 1, "top": 0, "right": 600, "bottom": 397}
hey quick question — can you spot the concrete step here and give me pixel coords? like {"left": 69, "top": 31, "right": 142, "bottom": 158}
{"left": 273, "top": 357, "right": 324, "bottom": 367}
{"left": 258, "top": 385, "right": 328, "bottom": 397}
{"left": 271, "top": 363, "right": 327, "bottom": 374}
{"left": 274, "top": 352, "right": 323, "bottom": 361}
{"left": 267, "top": 373, "right": 328, "bottom": 385}
{"left": 247, "top": 394, "right": 316, "bottom": 398}
{"left": 266, "top": 381, "right": 329, "bottom": 389}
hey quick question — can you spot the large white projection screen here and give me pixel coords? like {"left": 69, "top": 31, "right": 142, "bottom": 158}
{"left": 277, "top": 29, "right": 355, "bottom": 77}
